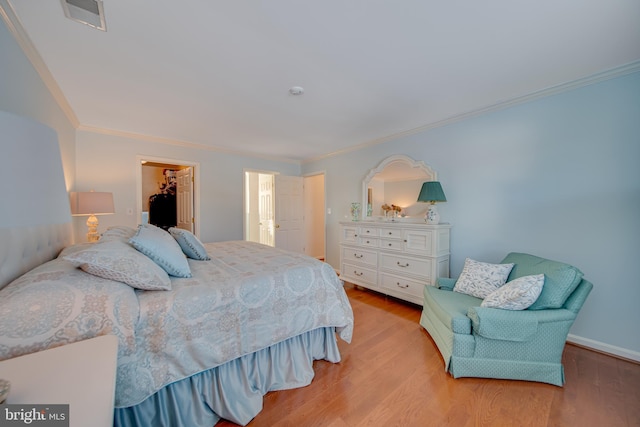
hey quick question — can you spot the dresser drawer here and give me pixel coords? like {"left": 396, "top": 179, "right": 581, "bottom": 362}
{"left": 342, "top": 262, "right": 377, "bottom": 286}
{"left": 379, "top": 228, "right": 402, "bottom": 239}
{"left": 341, "top": 247, "right": 378, "bottom": 268}
{"left": 380, "top": 273, "right": 426, "bottom": 299}
{"left": 358, "top": 237, "right": 379, "bottom": 248}
{"left": 379, "top": 253, "right": 431, "bottom": 279}
{"left": 380, "top": 239, "right": 402, "bottom": 251}
{"left": 359, "top": 226, "right": 379, "bottom": 238}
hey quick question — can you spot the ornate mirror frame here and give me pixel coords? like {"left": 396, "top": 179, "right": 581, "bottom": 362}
{"left": 361, "top": 154, "right": 437, "bottom": 220}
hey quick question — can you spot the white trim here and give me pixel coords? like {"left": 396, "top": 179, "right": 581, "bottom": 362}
{"left": 303, "top": 60, "right": 640, "bottom": 164}
{"left": 567, "top": 334, "right": 640, "bottom": 363}
{"left": 81, "top": 125, "right": 300, "bottom": 165}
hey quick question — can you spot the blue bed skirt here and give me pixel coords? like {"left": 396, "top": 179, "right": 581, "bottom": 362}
{"left": 113, "top": 327, "right": 341, "bottom": 426}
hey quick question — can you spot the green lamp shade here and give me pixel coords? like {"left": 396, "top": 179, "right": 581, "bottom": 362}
{"left": 417, "top": 181, "right": 446, "bottom": 203}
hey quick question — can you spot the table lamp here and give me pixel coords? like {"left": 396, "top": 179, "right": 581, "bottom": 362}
{"left": 417, "top": 181, "right": 446, "bottom": 224}
{"left": 70, "top": 191, "right": 115, "bottom": 242}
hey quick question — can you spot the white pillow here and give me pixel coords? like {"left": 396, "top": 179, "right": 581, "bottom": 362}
{"left": 481, "top": 274, "right": 545, "bottom": 310}
{"left": 129, "top": 224, "right": 192, "bottom": 278}
{"left": 169, "top": 227, "right": 210, "bottom": 260}
{"left": 63, "top": 240, "right": 172, "bottom": 290}
{"left": 453, "top": 258, "right": 515, "bottom": 299}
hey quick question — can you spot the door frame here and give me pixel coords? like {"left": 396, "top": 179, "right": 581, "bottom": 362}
{"left": 136, "top": 155, "right": 201, "bottom": 236}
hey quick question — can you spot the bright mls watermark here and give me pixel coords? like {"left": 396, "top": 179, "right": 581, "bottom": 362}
{"left": 0, "top": 405, "right": 68, "bottom": 426}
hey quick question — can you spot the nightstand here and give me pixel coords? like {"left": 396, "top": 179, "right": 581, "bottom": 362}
{"left": 0, "top": 335, "right": 118, "bottom": 427}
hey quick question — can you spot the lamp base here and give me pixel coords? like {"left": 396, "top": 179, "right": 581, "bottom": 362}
{"left": 425, "top": 203, "right": 440, "bottom": 224}
{"left": 86, "top": 214, "right": 100, "bottom": 242}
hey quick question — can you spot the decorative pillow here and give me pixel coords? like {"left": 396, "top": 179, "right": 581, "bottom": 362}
{"left": 501, "top": 252, "right": 584, "bottom": 310}
{"left": 62, "top": 240, "right": 171, "bottom": 290}
{"left": 100, "top": 225, "right": 137, "bottom": 242}
{"left": 168, "top": 227, "right": 210, "bottom": 260}
{"left": 129, "top": 224, "right": 191, "bottom": 277}
{"left": 481, "top": 274, "right": 545, "bottom": 310}
{"left": 453, "top": 258, "right": 515, "bottom": 299}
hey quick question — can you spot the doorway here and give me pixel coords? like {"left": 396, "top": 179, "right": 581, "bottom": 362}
{"left": 244, "top": 171, "right": 325, "bottom": 259}
{"left": 137, "top": 156, "right": 200, "bottom": 235}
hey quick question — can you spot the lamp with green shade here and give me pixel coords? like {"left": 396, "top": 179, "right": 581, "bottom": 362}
{"left": 417, "top": 181, "right": 446, "bottom": 224}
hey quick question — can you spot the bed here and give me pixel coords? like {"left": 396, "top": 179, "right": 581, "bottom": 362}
{"left": 0, "top": 110, "right": 354, "bottom": 426}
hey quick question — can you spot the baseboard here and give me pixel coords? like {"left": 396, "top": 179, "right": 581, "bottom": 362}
{"left": 567, "top": 334, "right": 640, "bottom": 363}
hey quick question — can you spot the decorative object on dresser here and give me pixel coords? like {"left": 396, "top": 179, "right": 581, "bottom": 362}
{"left": 340, "top": 221, "right": 450, "bottom": 305}
{"left": 69, "top": 190, "right": 115, "bottom": 242}
{"left": 417, "top": 181, "right": 447, "bottom": 224}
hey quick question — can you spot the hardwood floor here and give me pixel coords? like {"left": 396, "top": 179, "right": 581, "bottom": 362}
{"left": 218, "top": 283, "right": 640, "bottom": 427}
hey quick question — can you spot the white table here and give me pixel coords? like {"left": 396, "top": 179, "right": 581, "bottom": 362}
{"left": 0, "top": 335, "right": 118, "bottom": 427}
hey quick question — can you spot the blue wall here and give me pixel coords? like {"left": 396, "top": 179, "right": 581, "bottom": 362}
{"left": 304, "top": 71, "right": 640, "bottom": 356}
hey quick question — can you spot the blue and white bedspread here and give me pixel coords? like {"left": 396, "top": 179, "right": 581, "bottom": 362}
{"left": 0, "top": 240, "right": 354, "bottom": 408}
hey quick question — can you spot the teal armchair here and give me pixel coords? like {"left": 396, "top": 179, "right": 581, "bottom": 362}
{"left": 420, "top": 252, "right": 593, "bottom": 386}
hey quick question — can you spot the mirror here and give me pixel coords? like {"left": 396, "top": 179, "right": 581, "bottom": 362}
{"left": 362, "top": 154, "right": 437, "bottom": 220}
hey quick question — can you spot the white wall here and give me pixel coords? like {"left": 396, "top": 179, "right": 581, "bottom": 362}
{"left": 0, "top": 19, "right": 76, "bottom": 190}
{"left": 303, "top": 71, "right": 640, "bottom": 358}
{"left": 74, "top": 130, "right": 300, "bottom": 243}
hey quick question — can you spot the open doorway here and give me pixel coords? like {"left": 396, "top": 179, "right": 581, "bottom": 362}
{"left": 244, "top": 170, "right": 325, "bottom": 259}
{"left": 137, "top": 156, "right": 200, "bottom": 235}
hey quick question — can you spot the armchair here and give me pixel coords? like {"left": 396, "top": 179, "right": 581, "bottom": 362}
{"left": 420, "top": 252, "right": 593, "bottom": 386}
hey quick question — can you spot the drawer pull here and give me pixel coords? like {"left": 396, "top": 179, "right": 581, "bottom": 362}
{"left": 365, "top": 230, "right": 370, "bottom": 233}
{"left": 354, "top": 271, "right": 363, "bottom": 276}
{"left": 388, "top": 232, "right": 393, "bottom": 235}
{"left": 366, "top": 240, "right": 370, "bottom": 244}
{"left": 397, "top": 261, "right": 410, "bottom": 267}
{"left": 353, "top": 253, "right": 363, "bottom": 259}
{"left": 396, "top": 282, "right": 409, "bottom": 289}
{"left": 388, "top": 243, "right": 393, "bottom": 247}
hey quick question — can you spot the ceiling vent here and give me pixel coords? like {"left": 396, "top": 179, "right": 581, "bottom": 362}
{"left": 61, "top": 0, "right": 106, "bottom": 31}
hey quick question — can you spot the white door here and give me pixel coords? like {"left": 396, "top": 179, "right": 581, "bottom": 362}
{"left": 258, "top": 174, "right": 274, "bottom": 246}
{"left": 176, "top": 167, "right": 194, "bottom": 232}
{"left": 274, "top": 175, "right": 304, "bottom": 253}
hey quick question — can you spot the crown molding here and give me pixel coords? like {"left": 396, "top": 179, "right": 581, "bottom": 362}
{"left": 0, "top": 0, "right": 80, "bottom": 128}
{"left": 3, "top": 0, "right": 637, "bottom": 165}
{"left": 77, "top": 124, "right": 301, "bottom": 165}
{"left": 303, "top": 60, "right": 640, "bottom": 164}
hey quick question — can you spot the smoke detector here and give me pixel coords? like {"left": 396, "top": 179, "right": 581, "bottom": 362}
{"left": 61, "top": 0, "right": 107, "bottom": 31}
{"left": 289, "top": 86, "right": 304, "bottom": 96}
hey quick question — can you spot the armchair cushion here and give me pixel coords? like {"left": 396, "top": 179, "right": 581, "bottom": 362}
{"left": 501, "top": 253, "right": 583, "bottom": 310}
{"left": 424, "top": 285, "right": 479, "bottom": 334}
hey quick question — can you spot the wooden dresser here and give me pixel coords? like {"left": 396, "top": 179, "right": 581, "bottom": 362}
{"left": 339, "top": 220, "right": 450, "bottom": 305}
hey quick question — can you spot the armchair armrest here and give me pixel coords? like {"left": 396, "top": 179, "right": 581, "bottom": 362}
{"left": 467, "top": 306, "right": 576, "bottom": 342}
{"left": 437, "top": 277, "right": 457, "bottom": 291}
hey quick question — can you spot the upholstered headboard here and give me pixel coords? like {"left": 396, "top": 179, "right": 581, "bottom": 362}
{"left": 0, "top": 111, "right": 72, "bottom": 289}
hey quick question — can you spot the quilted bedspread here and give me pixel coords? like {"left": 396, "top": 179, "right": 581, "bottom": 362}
{"left": 0, "top": 240, "right": 354, "bottom": 408}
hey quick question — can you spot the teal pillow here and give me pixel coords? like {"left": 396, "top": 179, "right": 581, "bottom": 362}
{"left": 129, "top": 224, "right": 191, "bottom": 278}
{"left": 169, "top": 227, "right": 210, "bottom": 260}
{"left": 501, "top": 253, "right": 583, "bottom": 310}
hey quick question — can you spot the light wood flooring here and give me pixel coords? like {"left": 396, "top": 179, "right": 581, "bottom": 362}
{"left": 218, "top": 283, "right": 640, "bottom": 427}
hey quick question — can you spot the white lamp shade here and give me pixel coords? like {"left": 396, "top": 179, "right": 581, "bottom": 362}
{"left": 70, "top": 191, "right": 115, "bottom": 216}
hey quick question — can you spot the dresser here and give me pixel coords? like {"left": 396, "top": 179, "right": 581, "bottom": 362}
{"left": 339, "top": 220, "right": 450, "bottom": 305}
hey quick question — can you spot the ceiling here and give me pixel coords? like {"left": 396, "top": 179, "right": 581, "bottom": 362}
{"left": 3, "top": 1, "right": 640, "bottom": 162}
